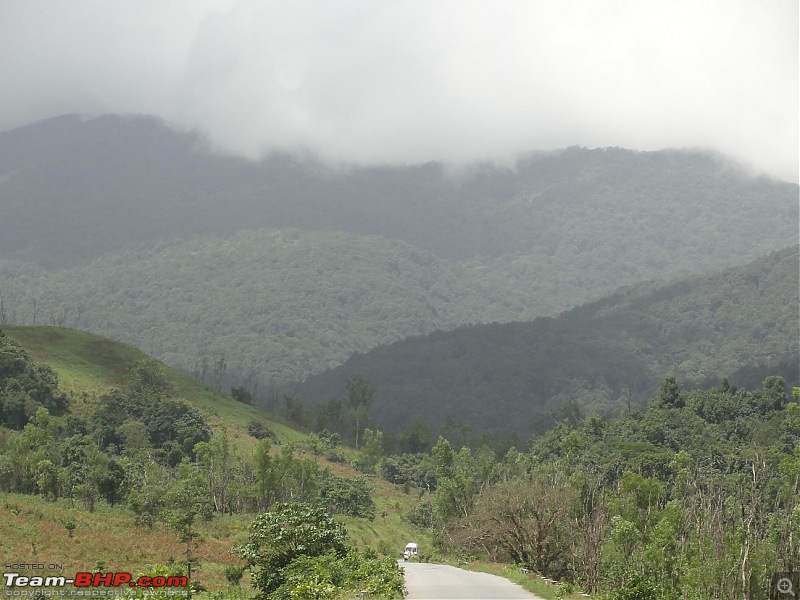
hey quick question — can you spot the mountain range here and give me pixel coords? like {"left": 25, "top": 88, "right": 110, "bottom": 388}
{"left": 0, "top": 113, "right": 796, "bottom": 398}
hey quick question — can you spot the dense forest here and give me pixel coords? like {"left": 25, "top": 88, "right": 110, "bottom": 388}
{"left": 290, "top": 247, "right": 799, "bottom": 436}
{"left": 0, "top": 229, "right": 525, "bottom": 383}
{"left": 0, "top": 115, "right": 798, "bottom": 388}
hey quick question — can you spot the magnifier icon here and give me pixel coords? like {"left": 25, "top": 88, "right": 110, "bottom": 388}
{"left": 778, "top": 577, "right": 796, "bottom": 597}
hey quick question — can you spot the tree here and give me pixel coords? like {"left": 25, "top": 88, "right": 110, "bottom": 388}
{"left": 194, "top": 433, "right": 234, "bottom": 514}
{"left": 124, "top": 360, "right": 174, "bottom": 400}
{"left": 212, "top": 356, "right": 226, "bottom": 393}
{"left": 758, "top": 375, "right": 787, "bottom": 411}
{"left": 252, "top": 439, "right": 274, "bottom": 512}
{"left": 357, "top": 428, "right": 384, "bottom": 474}
{"left": 163, "top": 461, "right": 213, "bottom": 587}
{"left": 0, "top": 334, "right": 68, "bottom": 430}
{"left": 655, "top": 376, "right": 683, "bottom": 408}
{"left": 345, "top": 375, "right": 374, "bottom": 450}
{"left": 125, "top": 454, "right": 169, "bottom": 528}
{"left": 235, "top": 502, "right": 347, "bottom": 598}
{"left": 230, "top": 386, "right": 254, "bottom": 405}
{"left": 284, "top": 394, "right": 308, "bottom": 427}
{"left": 319, "top": 471, "right": 375, "bottom": 519}
{"left": 0, "top": 294, "right": 8, "bottom": 326}
{"left": 450, "top": 474, "right": 575, "bottom": 576}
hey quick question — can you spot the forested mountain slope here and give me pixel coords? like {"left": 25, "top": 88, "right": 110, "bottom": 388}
{"left": 1, "top": 114, "right": 796, "bottom": 268}
{"left": 290, "top": 247, "right": 799, "bottom": 436}
{"left": 2, "top": 230, "right": 522, "bottom": 383}
{"left": 0, "top": 114, "right": 797, "bottom": 387}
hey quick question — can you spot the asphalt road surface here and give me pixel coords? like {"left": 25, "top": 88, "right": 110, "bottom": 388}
{"left": 401, "top": 562, "right": 546, "bottom": 599}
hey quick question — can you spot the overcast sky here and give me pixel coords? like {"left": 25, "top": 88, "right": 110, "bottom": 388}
{"left": 1, "top": 0, "right": 797, "bottom": 181}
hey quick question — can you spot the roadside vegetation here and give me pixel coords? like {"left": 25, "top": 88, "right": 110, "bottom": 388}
{"left": 400, "top": 379, "right": 800, "bottom": 599}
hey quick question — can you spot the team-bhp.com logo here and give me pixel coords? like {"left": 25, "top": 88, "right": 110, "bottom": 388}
{"left": 5, "top": 572, "right": 188, "bottom": 588}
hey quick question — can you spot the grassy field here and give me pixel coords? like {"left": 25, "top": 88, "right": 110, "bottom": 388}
{"left": 1, "top": 326, "right": 431, "bottom": 595}
{"left": 0, "top": 492, "right": 251, "bottom": 590}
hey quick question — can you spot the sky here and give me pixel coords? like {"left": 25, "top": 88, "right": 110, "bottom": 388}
{"left": 1, "top": 0, "right": 798, "bottom": 181}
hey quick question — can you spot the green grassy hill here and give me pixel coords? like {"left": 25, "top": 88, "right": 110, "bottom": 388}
{"left": 0, "top": 326, "right": 429, "bottom": 593}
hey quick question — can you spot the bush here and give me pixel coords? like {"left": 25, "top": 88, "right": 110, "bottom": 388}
{"left": 319, "top": 472, "right": 375, "bottom": 520}
{"left": 223, "top": 565, "right": 245, "bottom": 586}
{"left": 377, "top": 540, "right": 393, "bottom": 557}
{"left": 324, "top": 448, "right": 346, "bottom": 463}
{"left": 609, "top": 574, "right": 659, "bottom": 600}
{"left": 230, "top": 387, "right": 254, "bottom": 405}
{"left": 247, "top": 421, "right": 274, "bottom": 440}
{"left": 235, "top": 502, "right": 348, "bottom": 598}
{"left": 405, "top": 500, "right": 433, "bottom": 529}
{"left": 234, "top": 503, "right": 403, "bottom": 599}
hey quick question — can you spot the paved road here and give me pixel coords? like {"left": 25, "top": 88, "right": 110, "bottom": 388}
{"left": 401, "top": 562, "right": 546, "bottom": 599}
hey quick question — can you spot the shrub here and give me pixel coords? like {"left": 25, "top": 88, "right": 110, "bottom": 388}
{"left": 247, "top": 421, "right": 274, "bottom": 440}
{"left": 234, "top": 503, "right": 403, "bottom": 599}
{"left": 223, "top": 565, "right": 245, "bottom": 586}
{"left": 235, "top": 502, "right": 348, "bottom": 598}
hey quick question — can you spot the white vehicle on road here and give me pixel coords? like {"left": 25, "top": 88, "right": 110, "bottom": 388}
{"left": 403, "top": 542, "right": 419, "bottom": 561}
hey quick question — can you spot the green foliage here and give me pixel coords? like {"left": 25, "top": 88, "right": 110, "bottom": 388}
{"left": 272, "top": 549, "right": 404, "bottom": 600}
{"left": 606, "top": 573, "right": 659, "bottom": 600}
{"left": 247, "top": 420, "right": 274, "bottom": 440}
{"left": 379, "top": 452, "right": 435, "bottom": 490}
{"left": 0, "top": 331, "right": 68, "bottom": 429}
{"left": 0, "top": 326, "right": 415, "bottom": 599}
{"left": 319, "top": 470, "right": 375, "bottom": 520}
{"left": 124, "top": 359, "right": 175, "bottom": 399}
{"left": 126, "top": 456, "right": 169, "bottom": 527}
{"left": 89, "top": 360, "right": 211, "bottom": 464}
{"left": 432, "top": 379, "right": 800, "bottom": 598}
{"left": 346, "top": 375, "right": 374, "bottom": 450}
{"left": 223, "top": 565, "right": 245, "bottom": 586}
{"left": 230, "top": 387, "right": 254, "bottom": 405}
{"left": 235, "top": 502, "right": 348, "bottom": 598}
{"left": 283, "top": 394, "right": 308, "bottom": 428}
{"left": 355, "top": 428, "right": 384, "bottom": 473}
{"left": 405, "top": 499, "right": 433, "bottom": 529}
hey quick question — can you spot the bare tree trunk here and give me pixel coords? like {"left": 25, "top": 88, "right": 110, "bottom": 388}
{"left": 199, "top": 355, "right": 208, "bottom": 385}
{"left": 74, "top": 302, "right": 85, "bottom": 327}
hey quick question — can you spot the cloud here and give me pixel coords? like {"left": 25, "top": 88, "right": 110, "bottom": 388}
{"left": 1, "top": 0, "right": 797, "bottom": 181}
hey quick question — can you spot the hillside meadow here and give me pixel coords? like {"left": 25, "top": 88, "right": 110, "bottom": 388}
{"left": 0, "top": 327, "right": 429, "bottom": 595}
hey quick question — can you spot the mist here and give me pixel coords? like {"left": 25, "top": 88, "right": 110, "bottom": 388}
{"left": 1, "top": 0, "right": 797, "bottom": 181}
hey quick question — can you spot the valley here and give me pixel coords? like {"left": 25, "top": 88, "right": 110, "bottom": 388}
{"left": 0, "top": 114, "right": 797, "bottom": 600}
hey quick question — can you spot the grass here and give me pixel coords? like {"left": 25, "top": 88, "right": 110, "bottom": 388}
{"left": 455, "top": 560, "right": 592, "bottom": 599}
{"left": 0, "top": 492, "right": 251, "bottom": 593}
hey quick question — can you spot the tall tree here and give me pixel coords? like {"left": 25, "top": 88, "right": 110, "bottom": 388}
{"left": 345, "top": 375, "right": 374, "bottom": 450}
